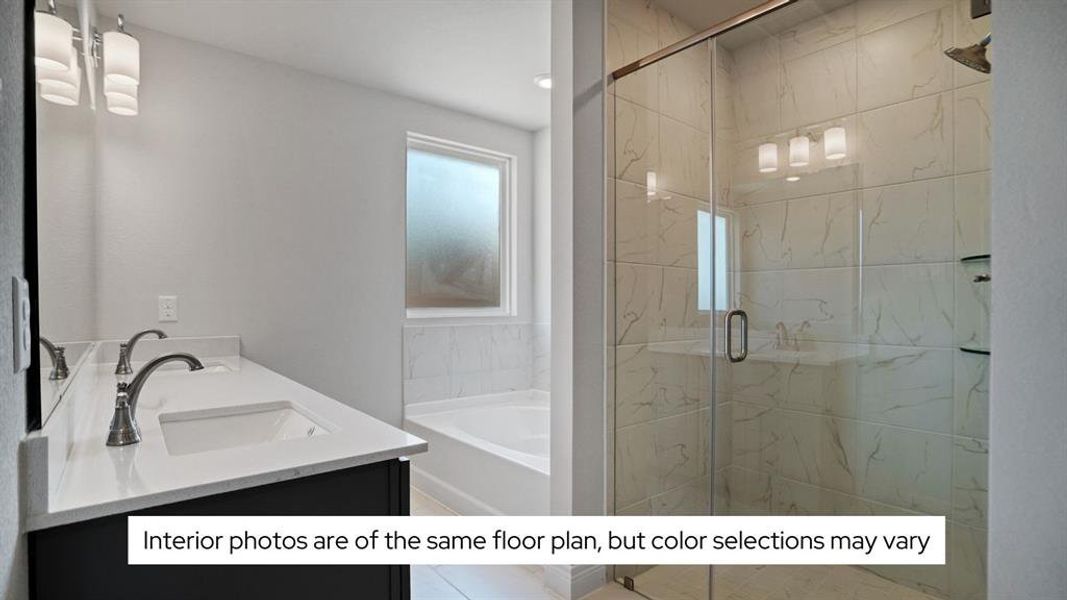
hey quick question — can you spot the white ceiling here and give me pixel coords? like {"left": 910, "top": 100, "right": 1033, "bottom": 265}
{"left": 94, "top": 0, "right": 552, "bottom": 131}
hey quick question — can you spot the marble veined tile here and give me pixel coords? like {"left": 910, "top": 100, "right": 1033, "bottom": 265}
{"left": 953, "top": 350, "right": 989, "bottom": 439}
{"left": 659, "top": 41, "right": 710, "bottom": 131}
{"left": 739, "top": 192, "right": 857, "bottom": 271}
{"left": 858, "top": 6, "right": 954, "bottom": 111}
{"left": 856, "top": 423, "right": 952, "bottom": 516}
{"left": 615, "top": 421, "right": 656, "bottom": 507}
{"left": 857, "top": 345, "right": 953, "bottom": 433}
{"left": 781, "top": 39, "right": 858, "bottom": 130}
{"left": 954, "top": 171, "right": 991, "bottom": 260}
{"left": 615, "top": 263, "right": 704, "bottom": 345}
{"left": 952, "top": 436, "right": 988, "bottom": 528}
{"left": 658, "top": 116, "right": 710, "bottom": 201}
{"left": 606, "top": 0, "right": 656, "bottom": 34}
{"left": 779, "top": 2, "right": 856, "bottom": 62}
{"left": 782, "top": 267, "right": 860, "bottom": 343}
{"left": 858, "top": 93, "right": 953, "bottom": 188}
{"left": 955, "top": 262, "right": 991, "bottom": 349}
{"left": 607, "top": 16, "right": 659, "bottom": 111}
{"left": 862, "top": 178, "right": 954, "bottom": 265}
{"left": 949, "top": 523, "right": 988, "bottom": 600}
{"left": 731, "top": 36, "right": 782, "bottom": 141}
{"left": 856, "top": 0, "right": 952, "bottom": 36}
{"left": 615, "top": 98, "right": 659, "bottom": 187}
{"left": 403, "top": 326, "right": 450, "bottom": 379}
{"left": 954, "top": 82, "right": 991, "bottom": 174}
{"left": 767, "top": 411, "right": 858, "bottom": 497}
{"left": 862, "top": 262, "right": 954, "bottom": 347}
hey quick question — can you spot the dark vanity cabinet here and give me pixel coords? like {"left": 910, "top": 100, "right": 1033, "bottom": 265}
{"left": 30, "top": 459, "right": 410, "bottom": 600}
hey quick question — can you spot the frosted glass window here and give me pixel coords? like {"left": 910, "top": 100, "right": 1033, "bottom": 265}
{"left": 406, "top": 138, "right": 512, "bottom": 314}
{"left": 698, "top": 210, "right": 729, "bottom": 312}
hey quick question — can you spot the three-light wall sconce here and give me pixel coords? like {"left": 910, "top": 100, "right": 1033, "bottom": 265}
{"left": 758, "top": 126, "right": 847, "bottom": 181}
{"left": 34, "top": 0, "right": 141, "bottom": 116}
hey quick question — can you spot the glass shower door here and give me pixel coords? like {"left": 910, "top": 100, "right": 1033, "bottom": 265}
{"left": 608, "top": 29, "right": 714, "bottom": 599}
{"left": 710, "top": 0, "right": 990, "bottom": 598}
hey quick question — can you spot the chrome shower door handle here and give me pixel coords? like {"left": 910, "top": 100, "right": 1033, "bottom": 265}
{"left": 724, "top": 309, "right": 748, "bottom": 363}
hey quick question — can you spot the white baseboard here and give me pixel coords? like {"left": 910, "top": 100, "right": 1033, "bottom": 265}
{"left": 411, "top": 466, "right": 502, "bottom": 516}
{"left": 544, "top": 564, "right": 607, "bottom": 599}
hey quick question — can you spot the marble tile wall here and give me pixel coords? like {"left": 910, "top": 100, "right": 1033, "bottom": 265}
{"left": 402, "top": 323, "right": 540, "bottom": 404}
{"left": 608, "top": 0, "right": 714, "bottom": 530}
{"left": 711, "top": 1, "right": 991, "bottom": 598}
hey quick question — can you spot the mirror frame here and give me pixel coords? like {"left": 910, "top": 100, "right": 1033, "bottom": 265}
{"left": 24, "top": 0, "right": 43, "bottom": 432}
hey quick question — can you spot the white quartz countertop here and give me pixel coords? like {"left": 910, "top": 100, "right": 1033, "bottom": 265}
{"left": 27, "top": 357, "right": 426, "bottom": 531}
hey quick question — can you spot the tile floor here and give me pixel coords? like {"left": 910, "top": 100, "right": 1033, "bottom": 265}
{"left": 411, "top": 488, "right": 942, "bottom": 600}
{"left": 410, "top": 488, "right": 642, "bottom": 600}
{"left": 630, "top": 564, "right": 946, "bottom": 600}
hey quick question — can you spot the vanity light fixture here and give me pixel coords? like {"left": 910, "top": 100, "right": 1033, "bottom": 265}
{"left": 824, "top": 127, "right": 847, "bottom": 160}
{"left": 789, "top": 135, "right": 810, "bottom": 167}
{"left": 103, "top": 15, "right": 140, "bottom": 86}
{"left": 34, "top": 0, "right": 73, "bottom": 71}
{"left": 104, "top": 78, "right": 137, "bottom": 102}
{"left": 533, "top": 73, "right": 552, "bottom": 89}
{"left": 758, "top": 142, "right": 778, "bottom": 173}
{"left": 107, "top": 92, "right": 138, "bottom": 116}
{"left": 37, "top": 49, "right": 78, "bottom": 91}
{"left": 646, "top": 169, "right": 657, "bottom": 198}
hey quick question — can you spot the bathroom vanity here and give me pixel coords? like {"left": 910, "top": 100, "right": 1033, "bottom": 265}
{"left": 24, "top": 338, "right": 427, "bottom": 600}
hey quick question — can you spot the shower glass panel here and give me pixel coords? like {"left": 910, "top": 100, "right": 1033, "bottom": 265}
{"left": 610, "top": 1, "right": 990, "bottom": 599}
{"left": 608, "top": 32, "right": 714, "bottom": 598}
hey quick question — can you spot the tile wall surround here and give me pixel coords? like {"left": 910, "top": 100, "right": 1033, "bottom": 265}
{"left": 402, "top": 323, "right": 548, "bottom": 404}
{"left": 609, "top": 0, "right": 989, "bottom": 598}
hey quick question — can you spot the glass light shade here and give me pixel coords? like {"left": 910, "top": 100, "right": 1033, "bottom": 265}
{"left": 758, "top": 143, "right": 778, "bottom": 173}
{"left": 35, "top": 12, "right": 73, "bottom": 71}
{"left": 789, "top": 136, "right": 810, "bottom": 167}
{"left": 104, "top": 78, "right": 138, "bottom": 102}
{"left": 533, "top": 73, "right": 552, "bottom": 89}
{"left": 824, "top": 127, "right": 847, "bottom": 160}
{"left": 104, "top": 30, "right": 140, "bottom": 86}
{"left": 107, "top": 92, "right": 138, "bottom": 116}
{"left": 646, "top": 170, "right": 657, "bottom": 197}
{"left": 40, "top": 68, "right": 80, "bottom": 106}
{"left": 37, "top": 50, "right": 79, "bottom": 90}
{"left": 786, "top": 175, "right": 800, "bottom": 182}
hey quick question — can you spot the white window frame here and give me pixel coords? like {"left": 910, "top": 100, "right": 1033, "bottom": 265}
{"left": 404, "top": 132, "right": 517, "bottom": 320}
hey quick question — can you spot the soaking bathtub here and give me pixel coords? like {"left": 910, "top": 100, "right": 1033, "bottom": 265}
{"left": 404, "top": 390, "right": 549, "bottom": 516}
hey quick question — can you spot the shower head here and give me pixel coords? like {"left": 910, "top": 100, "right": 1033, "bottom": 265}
{"left": 945, "top": 33, "right": 992, "bottom": 74}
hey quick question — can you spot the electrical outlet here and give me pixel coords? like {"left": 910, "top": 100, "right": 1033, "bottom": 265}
{"left": 158, "top": 295, "right": 178, "bottom": 322}
{"left": 12, "top": 277, "right": 31, "bottom": 373}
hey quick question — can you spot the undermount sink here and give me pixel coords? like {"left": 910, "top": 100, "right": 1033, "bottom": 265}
{"left": 159, "top": 401, "right": 330, "bottom": 456}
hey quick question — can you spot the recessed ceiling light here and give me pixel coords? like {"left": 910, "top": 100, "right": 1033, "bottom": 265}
{"left": 533, "top": 73, "right": 552, "bottom": 89}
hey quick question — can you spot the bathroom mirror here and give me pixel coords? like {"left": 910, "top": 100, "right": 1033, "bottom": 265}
{"left": 34, "top": 0, "right": 99, "bottom": 423}
{"left": 31, "top": 0, "right": 551, "bottom": 433}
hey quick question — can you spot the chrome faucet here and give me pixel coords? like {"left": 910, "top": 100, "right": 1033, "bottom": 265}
{"left": 106, "top": 353, "right": 204, "bottom": 446}
{"left": 774, "top": 321, "right": 798, "bottom": 351}
{"left": 39, "top": 336, "right": 69, "bottom": 380}
{"left": 115, "top": 329, "right": 168, "bottom": 375}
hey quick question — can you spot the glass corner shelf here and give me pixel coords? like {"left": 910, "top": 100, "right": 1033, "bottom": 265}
{"left": 960, "top": 253, "right": 991, "bottom": 263}
{"left": 960, "top": 346, "right": 991, "bottom": 356}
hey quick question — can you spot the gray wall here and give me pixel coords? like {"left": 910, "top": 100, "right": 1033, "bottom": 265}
{"left": 89, "top": 27, "right": 535, "bottom": 427}
{"left": 0, "top": 0, "right": 29, "bottom": 597}
{"left": 989, "top": 1, "right": 1067, "bottom": 598}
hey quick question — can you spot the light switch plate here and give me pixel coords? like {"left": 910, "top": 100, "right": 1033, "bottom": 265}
{"left": 158, "top": 295, "right": 178, "bottom": 322}
{"left": 12, "top": 277, "right": 31, "bottom": 373}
